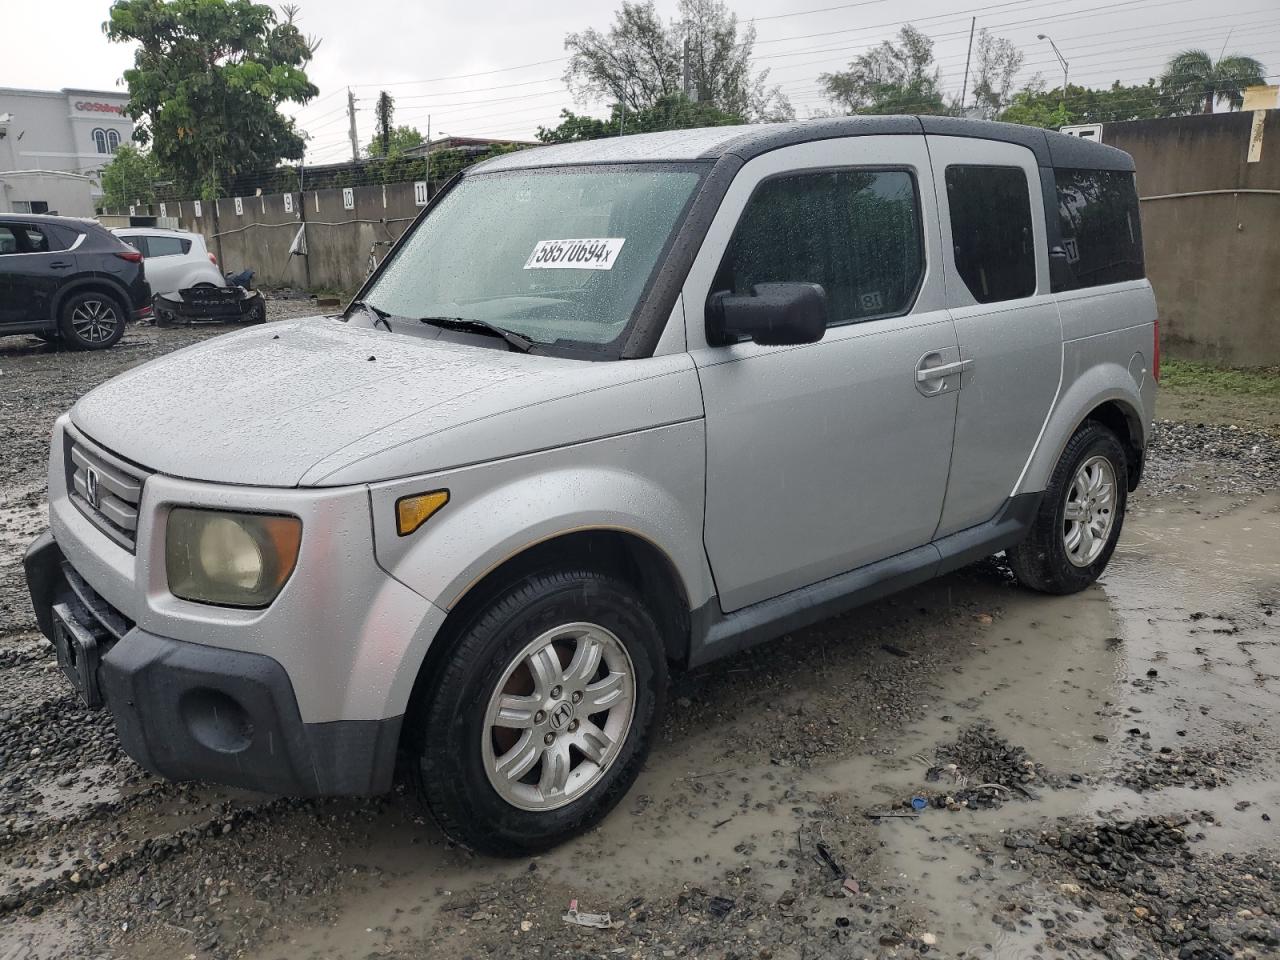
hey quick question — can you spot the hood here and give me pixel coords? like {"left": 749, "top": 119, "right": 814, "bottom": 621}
{"left": 70, "top": 317, "right": 702, "bottom": 487}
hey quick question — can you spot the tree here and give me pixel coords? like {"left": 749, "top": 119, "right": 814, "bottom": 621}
{"left": 1159, "top": 49, "right": 1266, "bottom": 114}
{"left": 366, "top": 124, "right": 424, "bottom": 158}
{"left": 969, "top": 29, "right": 1023, "bottom": 118}
{"left": 564, "top": 0, "right": 790, "bottom": 122}
{"left": 99, "top": 145, "right": 162, "bottom": 209}
{"left": 537, "top": 94, "right": 744, "bottom": 143}
{"left": 999, "top": 78, "right": 1176, "bottom": 128}
{"left": 820, "top": 25, "right": 946, "bottom": 116}
{"left": 374, "top": 90, "right": 393, "bottom": 157}
{"left": 105, "top": 0, "right": 319, "bottom": 200}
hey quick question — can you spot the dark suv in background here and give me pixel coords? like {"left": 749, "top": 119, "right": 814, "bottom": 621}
{"left": 0, "top": 214, "right": 151, "bottom": 350}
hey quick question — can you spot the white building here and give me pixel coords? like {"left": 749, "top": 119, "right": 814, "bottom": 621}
{"left": 0, "top": 87, "right": 134, "bottom": 208}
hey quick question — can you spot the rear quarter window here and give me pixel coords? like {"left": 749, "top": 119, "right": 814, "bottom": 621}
{"left": 1053, "top": 169, "right": 1144, "bottom": 290}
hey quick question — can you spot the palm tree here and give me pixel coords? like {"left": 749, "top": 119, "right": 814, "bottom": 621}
{"left": 1160, "top": 49, "right": 1266, "bottom": 114}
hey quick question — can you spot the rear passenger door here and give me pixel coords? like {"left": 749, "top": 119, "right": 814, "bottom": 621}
{"left": 925, "top": 138, "right": 1063, "bottom": 536}
{"left": 685, "top": 136, "right": 961, "bottom": 612}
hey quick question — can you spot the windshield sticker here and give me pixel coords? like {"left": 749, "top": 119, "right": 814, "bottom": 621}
{"left": 524, "top": 238, "right": 625, "bottom": 270}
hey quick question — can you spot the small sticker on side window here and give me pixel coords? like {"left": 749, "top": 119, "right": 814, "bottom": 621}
{"left": 524, "top": 238, "right": 625, "bottom": 270}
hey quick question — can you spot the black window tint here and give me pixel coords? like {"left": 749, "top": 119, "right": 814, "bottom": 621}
{"left": 945, "top": 165, "right": 1036, "bottom": 304}
{"left": 0, "top": 226, "right": 17, "bottom": 255}
{"left": 121, "top": 235, "right": 148, "bottom": 256}
{"left": 145, "top": 235, "right": 187, "bottom": 257}
{"left": 715, "top": 168, "right": 923, "bottom": 325}
{"left": 1054, "top": 169, "right": 1144, "bottom": 289}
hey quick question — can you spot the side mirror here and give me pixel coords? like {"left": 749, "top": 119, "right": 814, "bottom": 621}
{"left": 708, "top": 282, "right": 828, "bottom": 347}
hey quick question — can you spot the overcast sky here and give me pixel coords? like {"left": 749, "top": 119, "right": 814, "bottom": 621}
{"left": 4, "top": 0, "right": 1277, "bottom": 163}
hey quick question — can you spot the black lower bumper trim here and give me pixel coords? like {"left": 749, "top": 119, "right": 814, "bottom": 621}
{"left": 101, "top": 630, "right": 401, "bottom": 797}
{"left": 26, "top": 530, "right": 400, "bottom": 797}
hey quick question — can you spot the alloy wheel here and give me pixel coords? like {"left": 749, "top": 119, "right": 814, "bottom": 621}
{"left": 70, "top": 299, "right": 120, "bottom": 344}
{"left": 1063, "top": 454, "right": 1117, "bottom": 567}
{"left": 481, "top": 622, "right": 636, "bottom": 811}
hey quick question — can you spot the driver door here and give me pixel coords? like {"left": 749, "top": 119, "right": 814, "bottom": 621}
{"left": 684, "top": 137, "right": 961, "bottom": 612}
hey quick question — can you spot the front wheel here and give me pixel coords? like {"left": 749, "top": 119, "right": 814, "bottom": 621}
{"left": 1007, "top": 422, "right": 1129, "bottom": 594}
{"left": 408, "top": 569, "right": 667, "bottom": 856}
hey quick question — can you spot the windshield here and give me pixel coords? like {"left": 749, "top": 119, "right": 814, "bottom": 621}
{"left": 361, "top": 164, "right": 704, "bottom": 353}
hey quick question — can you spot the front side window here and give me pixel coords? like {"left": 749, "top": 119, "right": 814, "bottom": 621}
{"left": 1054, "top": 169, "right": 1144, "bottom": 290}
{"left": 363, "top": 164, "right": 704, "bottom": 354}
{"left": 93, "top": 129, "right": 108, "bottom": 154}
{"left": 714, "top": 168, "right": 924, "bottom": 325}
{"left": 945, "top": 165, "right": 1036, "bottom": 304}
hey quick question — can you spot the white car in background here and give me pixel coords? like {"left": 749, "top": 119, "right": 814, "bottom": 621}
{"left": 112, "top": 228, "right": 224, "bottom": 296}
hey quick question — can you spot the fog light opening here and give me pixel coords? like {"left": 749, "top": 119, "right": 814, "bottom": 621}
{"left": 180, "top": 688, "right": 254, "bottom": 754}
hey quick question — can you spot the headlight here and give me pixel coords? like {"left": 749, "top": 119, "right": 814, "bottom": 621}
{"left": 166, "top": 508, "right": 302, "bottom": 608}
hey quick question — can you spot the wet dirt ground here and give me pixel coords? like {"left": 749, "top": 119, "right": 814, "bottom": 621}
{"left": 0, "top": 310, "right": 1277, "bottom": 959}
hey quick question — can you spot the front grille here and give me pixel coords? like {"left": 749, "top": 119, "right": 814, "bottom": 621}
{"left": 66, "top": 433, "right": 150, "bottom": 552}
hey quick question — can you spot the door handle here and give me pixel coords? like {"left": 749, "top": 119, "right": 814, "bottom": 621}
{"left": 49, "top": 260, "right": 73, "bottom": 269}
{"left": 916, "top": 358, "right": 974, "bottom": 382}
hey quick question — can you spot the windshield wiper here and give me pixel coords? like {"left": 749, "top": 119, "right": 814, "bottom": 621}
{"left": 351, "top": 299, "right": 393, "bottom": 331}
{"left": 418, "top": 316, "right": 533, "bottom": 353}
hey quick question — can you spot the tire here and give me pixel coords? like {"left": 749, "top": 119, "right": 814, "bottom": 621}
{"left": 57, "top": 291, "right": 126, "bottom": 350}
{"left": 1007, "top": 421, "right": 1129, "bottom": 594}
{"left": 408, "top": 569, "right": 667, "bottom": 856}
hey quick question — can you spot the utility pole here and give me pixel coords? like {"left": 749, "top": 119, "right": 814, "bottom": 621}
{"left": 960, "top": 17, "right": 976, "bottom": 114}
{"left": 424, "top": 114, "right": 432, "bottom": 199}
{"left": 682, "top": 38, "right": 693, "bottom": 100}
{"left": 347, "top": 88, "right": 359, "bottom": 162}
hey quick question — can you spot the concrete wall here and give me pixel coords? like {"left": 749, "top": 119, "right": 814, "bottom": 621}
{"left": 0, "top": 170, "right": 95, "bottom": 217}
{"left": 1103, "top": 111, "right": 1280, "bottom": 367}
{"left": 122, "top": 180, "right": 430, "bottom": 293}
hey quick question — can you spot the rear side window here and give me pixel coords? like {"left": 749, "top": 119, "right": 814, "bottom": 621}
{"left": 715, "top": 168, "right": 924, "bottom": 325}
{"left": 19, "top": 226, "right": 56, "bottom": 253}
{"left": 0, "top": 226, "right": 17, "bottom": 255}
{"left": 145, "top": 235, "right": 191, "bottom": 257}
{"left": 1054, "top": 169, "right": 1144, "bottom": 289}
{"left": 944, "top": 165, "right": 1036, "bottom": 304}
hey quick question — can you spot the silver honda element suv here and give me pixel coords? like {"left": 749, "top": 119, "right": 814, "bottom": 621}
{"left": 27, "top": 116, "right": 1156, "bottom": 854}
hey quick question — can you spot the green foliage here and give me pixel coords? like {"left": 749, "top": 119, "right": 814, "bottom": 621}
{"left": 820, "top": 25, "right": 948, "bottom": 116}
{"left": 1159, "top": 359, "right": 1280, "bottom": 397}
{"left": 365, "top": 124, "right": 424, "bottom": 159}
{"left": 105, "top": 0, "right": 319, "bottom": 201}
{"left": 564, "top": 0, "right": 790, "bottom": 122}
{"left": 537, "top": 94, "right": 743, "bottom": 143}
{"left": 99, "top": 145, "right": 163, "bottom": 209}
{"left": 1159, "top": 49, "right": 1267, "bottom": 114}
{"left": 999, "top": 80, "right": 1178, "bottom": 128}
{"left": 968, "top": 29, "right": 1023, "bottom": 119}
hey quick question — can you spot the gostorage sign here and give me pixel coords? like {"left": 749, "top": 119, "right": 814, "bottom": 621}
{"left": 74, "top": 101, "right": 126, "bottom": 115}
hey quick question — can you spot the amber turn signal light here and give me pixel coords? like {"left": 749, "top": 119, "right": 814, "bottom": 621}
{"left": 395, "top": 490, "right": 450, "bottom": 537}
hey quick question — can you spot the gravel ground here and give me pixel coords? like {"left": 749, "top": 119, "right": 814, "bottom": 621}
{"left": 0, "top": 315, "right": 1277, "bottom": 959}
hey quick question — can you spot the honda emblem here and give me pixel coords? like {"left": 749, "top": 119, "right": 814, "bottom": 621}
{"left": 84, "top": 466, "right": 100, "bottom": 509}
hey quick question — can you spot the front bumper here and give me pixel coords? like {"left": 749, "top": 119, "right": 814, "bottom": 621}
{"left": 25, "top": 531, "right": 400, "bottom": 796}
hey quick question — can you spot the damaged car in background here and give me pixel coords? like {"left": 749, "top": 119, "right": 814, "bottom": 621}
{"left": 114, "top": 226, "right": 265, "bottom": 326}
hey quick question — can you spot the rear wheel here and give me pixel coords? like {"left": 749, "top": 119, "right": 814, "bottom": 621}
{"left": 58, "top": 292, "right": 125, "bottom": 350}
{"left": 1008, "top": 422, "right": 1128, "bottom": 594}
{"left": 408, "top": 569, "right": 666, "bottom": 856}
